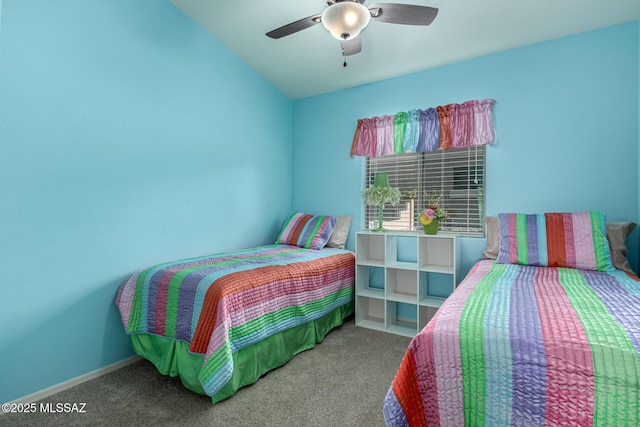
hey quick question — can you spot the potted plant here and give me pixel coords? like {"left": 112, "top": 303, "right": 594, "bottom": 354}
{"left": 420, "top": 191, "right": 447, "bottom": 235}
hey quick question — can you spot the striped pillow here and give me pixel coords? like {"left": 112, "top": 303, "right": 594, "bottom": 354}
{"left": 276, "top": 212, "right": 338, "bottom": 250}
{"left": 496, "top": 211, "right": 614, "bottom": 271}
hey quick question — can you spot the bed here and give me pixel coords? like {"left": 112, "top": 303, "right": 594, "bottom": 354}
{"left": 383, "top": 212, "right": 639, "bottom": 426}
{"left": 116, "top": 213, "right": 355, "bottom": 403}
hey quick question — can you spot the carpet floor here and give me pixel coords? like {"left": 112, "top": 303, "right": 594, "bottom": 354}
{"left": 2, "top": 318, "right": 411, "bottom": 427}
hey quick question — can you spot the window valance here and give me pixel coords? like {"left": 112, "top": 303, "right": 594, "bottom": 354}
{"left": 350, "top": 99, "right": 496, "bottom": 158}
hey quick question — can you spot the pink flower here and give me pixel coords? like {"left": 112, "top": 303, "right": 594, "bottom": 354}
{"left": 423, "top": 208, "right": 436, "bottom": 219}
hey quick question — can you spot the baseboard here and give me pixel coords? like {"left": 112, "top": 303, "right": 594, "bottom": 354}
{"left": 4, "top": 355, "right": 141, "bottom": 408}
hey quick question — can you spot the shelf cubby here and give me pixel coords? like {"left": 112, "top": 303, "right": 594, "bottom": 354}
{"left": 386, "top": 301, "right": 417, "bottom": 338}
{"left": 356, "top": 233, "right": 385, "bottom": 266}
{"left": 386, "top": 268, "right": 418, "bottom": 303}
{"left": 355, "top": 296, "right": 385, "bottom": 332}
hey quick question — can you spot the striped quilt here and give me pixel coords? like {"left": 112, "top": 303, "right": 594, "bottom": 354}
{"left": 383, "top": 259, "right": 640, "bottom": 427}
{"left": 116, "top": 244, "right": 355, "bottom": 397}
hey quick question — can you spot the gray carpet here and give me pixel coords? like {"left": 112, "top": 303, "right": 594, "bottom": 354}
{"left": 2, "top": 318, "right": 411, "bottom": 427}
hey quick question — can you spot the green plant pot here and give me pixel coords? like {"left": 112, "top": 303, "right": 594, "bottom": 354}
{"left": 422, "top": 219, "right": 439, "bottom": 235}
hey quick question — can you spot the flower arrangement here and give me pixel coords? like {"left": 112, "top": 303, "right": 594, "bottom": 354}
{"left": 419, "top": 191, "right": 447, "bottom": 225}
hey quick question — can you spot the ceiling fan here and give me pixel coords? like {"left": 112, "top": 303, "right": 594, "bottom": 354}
{"left": 266, "top": 0, "right": 438, "bottom": 61}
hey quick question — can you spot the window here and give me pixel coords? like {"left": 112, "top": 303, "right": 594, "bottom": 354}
{"left": 364, "top": 146, "right": 486, "bottom": 236}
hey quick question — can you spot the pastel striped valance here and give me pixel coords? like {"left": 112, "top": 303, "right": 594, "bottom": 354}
{"left": 350, "top": 99, "right": 496, "bottom": 158}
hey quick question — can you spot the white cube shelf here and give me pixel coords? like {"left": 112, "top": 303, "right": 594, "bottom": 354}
{"left": 355, "top": 231, "right": 461, "bottom": 337}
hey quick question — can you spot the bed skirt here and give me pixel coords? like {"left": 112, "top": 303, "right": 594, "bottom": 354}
{"left": 131, "top": 301, "right": 354, "bottom": 403}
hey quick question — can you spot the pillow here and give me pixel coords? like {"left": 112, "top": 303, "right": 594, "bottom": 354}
{"left": 485, "top": 216, "right": 637, "bottom": 273}
{"left": 325, "top": 216, "right": 353, "bottom": 249}
{"left": 483, "top": 216, "right": 499, "bottom": 259}
{"left": 606, "top": 222, "right": 636, "bottom": 274}
{"left": 276, "top": 212, "right": 338, "bottom": 250}
{"left": 496, "top": 211, "right": 614, "bottom": 271}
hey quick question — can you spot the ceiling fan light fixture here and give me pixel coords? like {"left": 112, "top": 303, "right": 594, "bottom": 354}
{"left": 321, "top": 2, "right": 371, "bottom": 40}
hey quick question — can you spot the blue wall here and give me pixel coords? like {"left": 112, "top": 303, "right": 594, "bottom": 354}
{"left": 0, "top": 0, "right": 292, "bottom": 403}
{"left": 292, "top": 21, "right": 639, "bottom": 276}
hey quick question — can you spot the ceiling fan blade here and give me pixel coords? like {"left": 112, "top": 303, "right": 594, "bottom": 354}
{"left": 368, "top": 3, "right": 438, "bottom": 26}
{"left": 341, "top": 35, "right": 362, "bottom": 56}
{"left": 266, "top": 14, "right": 322, "bottom": 39}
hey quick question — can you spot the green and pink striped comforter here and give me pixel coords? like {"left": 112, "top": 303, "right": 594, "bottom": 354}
{"left": 383, "top": 260, "right": 640, "bottom": 426}
{"left": 116, "top": 244, "right": 355, "bottom": 397}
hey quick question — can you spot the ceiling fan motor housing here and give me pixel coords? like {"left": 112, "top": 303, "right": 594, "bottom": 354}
{"left": 321, "top": 1, "right": 371, "bottom": 40}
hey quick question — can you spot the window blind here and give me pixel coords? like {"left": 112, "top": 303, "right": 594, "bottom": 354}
{"left": 364, "top": 145, "right": 485, "bottom": 236}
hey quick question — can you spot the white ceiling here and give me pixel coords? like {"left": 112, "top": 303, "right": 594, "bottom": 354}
{"left": 171, "top": 0, "right": 640, "bottom": 99}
